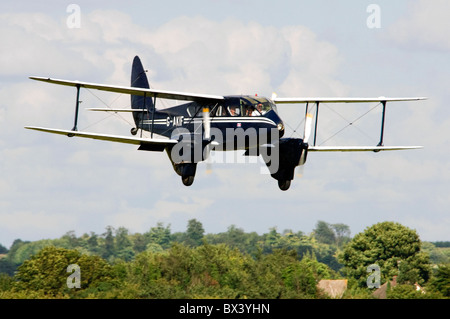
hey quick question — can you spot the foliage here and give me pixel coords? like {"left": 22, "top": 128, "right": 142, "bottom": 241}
{"left": 422, "top": 242, "right": 450, "bottom": 264}
{"left": 0, "top": 244, "right": 8, "bottom": 254}
{"left": 0, "top": 219, "right": 447, "bottom": 299}
{"left": 12, "top": 246, "right": 117, "bottom": 298}
{"left": 313, "top": 221, "right": 351, "bottom": 247}
{"left": 429, "top": 264, "right": 450, "bottom": 297}
{"left": 339, "top": 221, "right": 431, "bottom": 288}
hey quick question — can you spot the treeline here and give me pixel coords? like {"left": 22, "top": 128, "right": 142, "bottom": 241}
{"left": 0, "top": 220, "right": 449, "bottom": 299}
{"left": 0, "top": 220, "right": 350, "bottom": 276}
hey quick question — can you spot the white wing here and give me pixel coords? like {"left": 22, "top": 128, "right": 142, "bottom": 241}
{"left": 29, "top": 76, "right": 224, "bottom": 103}
{"left": 25, "top": 126, "right": 177, "bottom": 151}
{"left": 273, "top": 97, "right": 427, "bottom": 104}
{"left": 308, "top": 146, "right": 423, "bottom": 152}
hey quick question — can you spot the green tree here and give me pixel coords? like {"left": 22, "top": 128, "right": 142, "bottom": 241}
{"left": 339, "top": 221, "right": 431, "bottom": 288}
{"left": 330, "top": 223, "right": 351, "bottom": 247}
{"left": 0, "top": 244, "right": 8, "bottom": 254}
{"left": 184, "top": 219, "right": 205, "bottom": 247}
{"left": 102, "top": 226, "right": 115, "bottom": 260}
{"left": 61, "top": 231, "right": 79, "bottom": 248}
{"left": 132, "top": 233, "right": 147, "bottom": 253}
{"left": 9, "top": 240, "right": 56, "bottom": 265}
{"left": 146, "top": 222, "right": 172, "bottom": 249}
{"left": 262, "top": 227, "right": 282, "bottom": 253}
{"left": 14, "top": 246, "right": 116, "bottom": 297}
{"left": 282, "top": 256, "right": 322, "bottom": 298}
{"left": 0, "top": 273, "right": 13, "bottom": 292}
{"left": 314, "top": 221, "right": 336, "bottom": 245}
{"left": 115, "top": 227, "right": 135, "bottom": 261}
{"left": 87, "top": 232, "right": 101, "bottom": 255}
{"left": 0, "top": 258, "right": 15, "bottom": 276}
{"left": 429, "top": 264, "right": 450, "bottom": 297}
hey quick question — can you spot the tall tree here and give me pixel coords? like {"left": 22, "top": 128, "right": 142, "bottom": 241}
{"left": 102, "top": 226, "right": 115, "bottom": 260}
{"left": 330, "top": 223, "right": 351, "bottom": 247}
{"left": 146, "top": 222, "right": 172, "bottom": 249}
{"left": 314, "top": 221, "right": 336, "bottom": 245}
{"left": 115, "top": 227, "right": 135, "bottom": 261}
{"left": 87, "top": 232, "right": 100, "bottom": 255}
{"left": 185, "top": 219, "right": 205, "bottom": 247}
{"left": 339, "top": 221, "right": 431, "bottom": 287}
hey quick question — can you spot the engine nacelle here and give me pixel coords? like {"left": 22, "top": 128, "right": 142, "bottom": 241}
{"left": 261, "top": 138, "right": 308, "bottom": 190}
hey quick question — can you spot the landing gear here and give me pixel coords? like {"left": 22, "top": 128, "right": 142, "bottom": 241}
{"left": 130, "top": 127, "right": 138, "bottom": 135}
{"left": 278, "top": 179, "right": 291, "bottom": 191}
{"left": 182, "top": 175, "right": 195, "bottom": 186}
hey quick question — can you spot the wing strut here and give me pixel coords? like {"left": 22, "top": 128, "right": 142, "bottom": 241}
{"left": 151, "top": 94, "right": 157, "bottom": 138}
{"left": 313, "top": 102, "right": 320, "bottom": 146}
{"left": 378, "top": 100, "right": 387, "bottom": 147}
{"left": 71, "top": 84, "right": 81, "bottom": 132}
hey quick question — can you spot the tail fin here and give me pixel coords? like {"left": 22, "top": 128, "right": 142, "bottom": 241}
{"left": 131, "top": 56, "right": 154, "bottom": 128}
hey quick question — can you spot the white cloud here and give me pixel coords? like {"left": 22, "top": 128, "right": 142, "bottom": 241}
{"left": 110, "top": 196, "right": 214, "bottom": 233}
{"left": 0, "top": 210, "right": 78, "bottom": 243}
{"left": 0, "top": 5, "right": 448, "bottom": 247}
{"left": 385, "top": 0, "right": 450, "bottom": 51}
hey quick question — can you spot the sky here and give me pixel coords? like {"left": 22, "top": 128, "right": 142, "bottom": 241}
{"left": 0, "top": 0, "right": 449, "bottom": 248}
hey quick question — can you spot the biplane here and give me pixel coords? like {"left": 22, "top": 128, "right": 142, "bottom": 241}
{"left": 26, "top": 56, "right": 426, "bottom": 190}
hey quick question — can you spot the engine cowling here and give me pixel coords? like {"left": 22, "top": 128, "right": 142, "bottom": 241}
{"left": 261, "top": 138, "right": 308, "bottom": 190}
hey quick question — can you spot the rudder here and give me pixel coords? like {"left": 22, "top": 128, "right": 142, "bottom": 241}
{"left": 131, "top": 56, "right": 154, "bottom": 129}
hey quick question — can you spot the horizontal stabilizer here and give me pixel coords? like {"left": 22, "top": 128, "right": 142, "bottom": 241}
{"left": 308, "top": 145, "right": 423, "bottom": 152}
{"left": 25, "top": 126, "right": 177, "bottom": 151}
{"left": 29, "top": 76, "right": 224, "bottom": 103}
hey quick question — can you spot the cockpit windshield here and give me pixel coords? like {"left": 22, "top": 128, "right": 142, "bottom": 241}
{"left": 225, "top": 96, "right": 274, "bottom": 117}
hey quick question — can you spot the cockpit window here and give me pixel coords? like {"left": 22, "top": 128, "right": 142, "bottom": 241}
{"left": 241, "top": 97, "right": 272, "bottom": 116}
{"left": 223, "top": 96, "right": 273, "bottom": 117}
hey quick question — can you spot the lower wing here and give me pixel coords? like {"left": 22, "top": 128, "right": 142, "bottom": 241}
{"left": 25, "top": 126, "right": 177, "bottom": 152}
{"left": 308, "top": 145, "right": 423, "bottom": 152}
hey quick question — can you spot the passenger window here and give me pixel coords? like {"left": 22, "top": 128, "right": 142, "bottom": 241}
{"left": 214, "top": 105, "right": 227, "bottom": 117}
{"left": 228, "top": 105, "right": 240, "bottom": 116}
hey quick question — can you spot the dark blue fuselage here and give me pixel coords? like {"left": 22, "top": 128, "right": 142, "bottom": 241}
{"left": 135, "top": 96, "right": 285, "bottom": 151}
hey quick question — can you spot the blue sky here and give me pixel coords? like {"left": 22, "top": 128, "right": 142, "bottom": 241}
{"left": 1, "top": 0, "right": 449, "bottom": 248}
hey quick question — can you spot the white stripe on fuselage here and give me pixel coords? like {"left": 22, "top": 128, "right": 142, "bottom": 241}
{"left": 142, "top": 116, "right": 277, "bottom": 127}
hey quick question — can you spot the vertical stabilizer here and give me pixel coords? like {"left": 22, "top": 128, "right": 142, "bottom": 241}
{"left": 130, "top": 56, "right": 154, "bottom": 128}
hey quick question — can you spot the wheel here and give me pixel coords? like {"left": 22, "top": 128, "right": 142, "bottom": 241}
{"left": 130, "top": 127, "right": 138, "bottom": 135}
{"left": 182, "top": 175, "right": 195, "bottom": 186}
{"left": 278, "top": 179, "right": 291, "bottom": 191}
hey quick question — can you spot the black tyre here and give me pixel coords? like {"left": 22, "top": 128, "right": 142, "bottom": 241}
{"left": 278, "top": 179, "right": 291, "bottom": 191}
{"left": 182, "top": 175, "right": 195, "bottom": 186}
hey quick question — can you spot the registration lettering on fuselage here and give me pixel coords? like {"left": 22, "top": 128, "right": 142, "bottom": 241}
{"left": 166, "top": 116, "right": 184, "bottom": 127}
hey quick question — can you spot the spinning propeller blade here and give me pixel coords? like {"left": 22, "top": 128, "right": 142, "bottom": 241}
{"left": 203, "top": 107, "right": 213, "bottom": 174}
{"left": 298, "top": 110, "right": 314, "bottom": 170}
{"left": 203, "top": 107, "right": 211, "bottom": 140}
{"left": 303, "top": 112, "right": 313, "bottom": 144}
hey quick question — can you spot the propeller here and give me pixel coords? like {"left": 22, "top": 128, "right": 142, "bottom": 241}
{"left": 303, "top": 112, "right": 313, "bottom": 144}
{"left": 202, "top": 107, "right": 211, "bottom": 141}
{"left": 202, "top": 107, "right": 213, "bottom": 174}
{"left": 297, "top": 107, "right": 314, "bottom": 177}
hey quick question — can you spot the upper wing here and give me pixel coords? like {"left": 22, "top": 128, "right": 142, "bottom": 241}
{"left": 25, "top": 126, "right": 177, "bottom": 152}
{"left": 29, "top": 76, "right": 224, "bottom": 103}
{"left": 308, "top": 145, "right": 423, "bottom": 152}
{"left": 86, "top": 108, "right": 147, "bottom": 112}
{"left": 273, "top": 97, "right": 427, "bottom": 104}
